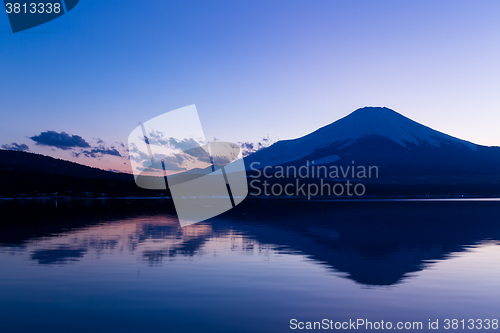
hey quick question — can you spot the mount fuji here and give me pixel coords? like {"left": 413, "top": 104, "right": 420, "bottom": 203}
{"left": 244, "top": 107, "right": 500, "bottom": 182}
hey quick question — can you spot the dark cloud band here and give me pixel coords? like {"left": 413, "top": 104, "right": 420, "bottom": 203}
{"left": 1, "top": 142, "right": 29, "bottom": 151}
{"left": 30, "top": 131, "right": 91, "bottom": 150}
{"left": 82, "top": 147, "right": 122, "bottom": 158}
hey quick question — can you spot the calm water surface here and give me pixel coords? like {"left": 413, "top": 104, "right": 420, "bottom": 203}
{"left": 0, "top": 199, "right": 499, "bottom": 332}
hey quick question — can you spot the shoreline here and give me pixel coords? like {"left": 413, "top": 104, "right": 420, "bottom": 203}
{"left": 2, "top": 196, "right": 500, "bottom": 201}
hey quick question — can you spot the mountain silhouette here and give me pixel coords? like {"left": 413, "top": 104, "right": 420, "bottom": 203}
{"left": 245, "top": 107, "right": 500, "bottom": 183}
{"left": 0, "top": 149, "right": 128, "bottom": 180}
{"left": 0, "top": 149, "right": 164, "bottom": 197}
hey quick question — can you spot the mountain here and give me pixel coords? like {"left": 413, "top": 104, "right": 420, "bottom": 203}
{"left": 244, "top": 107, "right": 500, "bottom": 182}
{"left": 0, "top": 150, "right": 161, "bottom": 197}
{"left": 0, "top": 149, "right": 130, "bottom": 180}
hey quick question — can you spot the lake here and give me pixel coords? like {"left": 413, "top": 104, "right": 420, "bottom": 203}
{"left": 1, "top": 199, "right": 499, "bottom": 332}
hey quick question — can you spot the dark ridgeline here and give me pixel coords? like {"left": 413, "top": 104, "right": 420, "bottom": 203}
{"left": 0, "top": 149, "right": 169, "bottom": 197}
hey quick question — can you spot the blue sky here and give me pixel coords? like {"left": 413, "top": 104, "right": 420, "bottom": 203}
{"left": 1, "top": 0, "right": 500, "bottom": 171}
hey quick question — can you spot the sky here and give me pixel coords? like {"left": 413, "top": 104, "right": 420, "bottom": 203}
{"left": 1, "top": 0, "right": 500, "bottom": 172}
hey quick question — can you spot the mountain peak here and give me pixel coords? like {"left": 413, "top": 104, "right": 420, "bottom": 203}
{"left": 347, "top": 106, "right": 407, "bottom": 121}
{"left": 325, "top": 106, "right": 476, "bottom": 150}
{"left": 245, "top": 106, "right": 478, "bottom": 167}
{"left": 352, "top": 106, "right": 394, "bottom": 113}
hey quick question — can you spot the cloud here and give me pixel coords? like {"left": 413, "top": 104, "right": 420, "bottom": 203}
{"left": 81, "top": 147, "right": 122, "bottom": 158}
{"left": 184, "top": 146, "right": 211, "bottom": 163}
{"left": 239, "top": 135, "right": 275, "bottom": 157}
{"left": 158, "top": 155, "right": 186, "bottom": 171}
{"left": 147, "top": 131, "right": 204, "bottom": 151}
{"left": 30, "top": 131, "right": 91, "bottom": 150}
{"left": 1, "top": 142, "right": 29, "bottom": 151}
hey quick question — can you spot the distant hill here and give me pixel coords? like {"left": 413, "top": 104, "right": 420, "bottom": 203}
{"left": 0, "top": 150, "right": 167, "bottom": 197}
{"left": 0, "top": 150, "right": 130, "bottom": 180}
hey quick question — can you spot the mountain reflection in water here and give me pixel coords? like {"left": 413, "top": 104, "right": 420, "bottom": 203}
{"left": 1, "top": 199, "right": 499, "bottom": 286}
{"left": 2, "top": 199, "right": 500, "bottom": 333}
